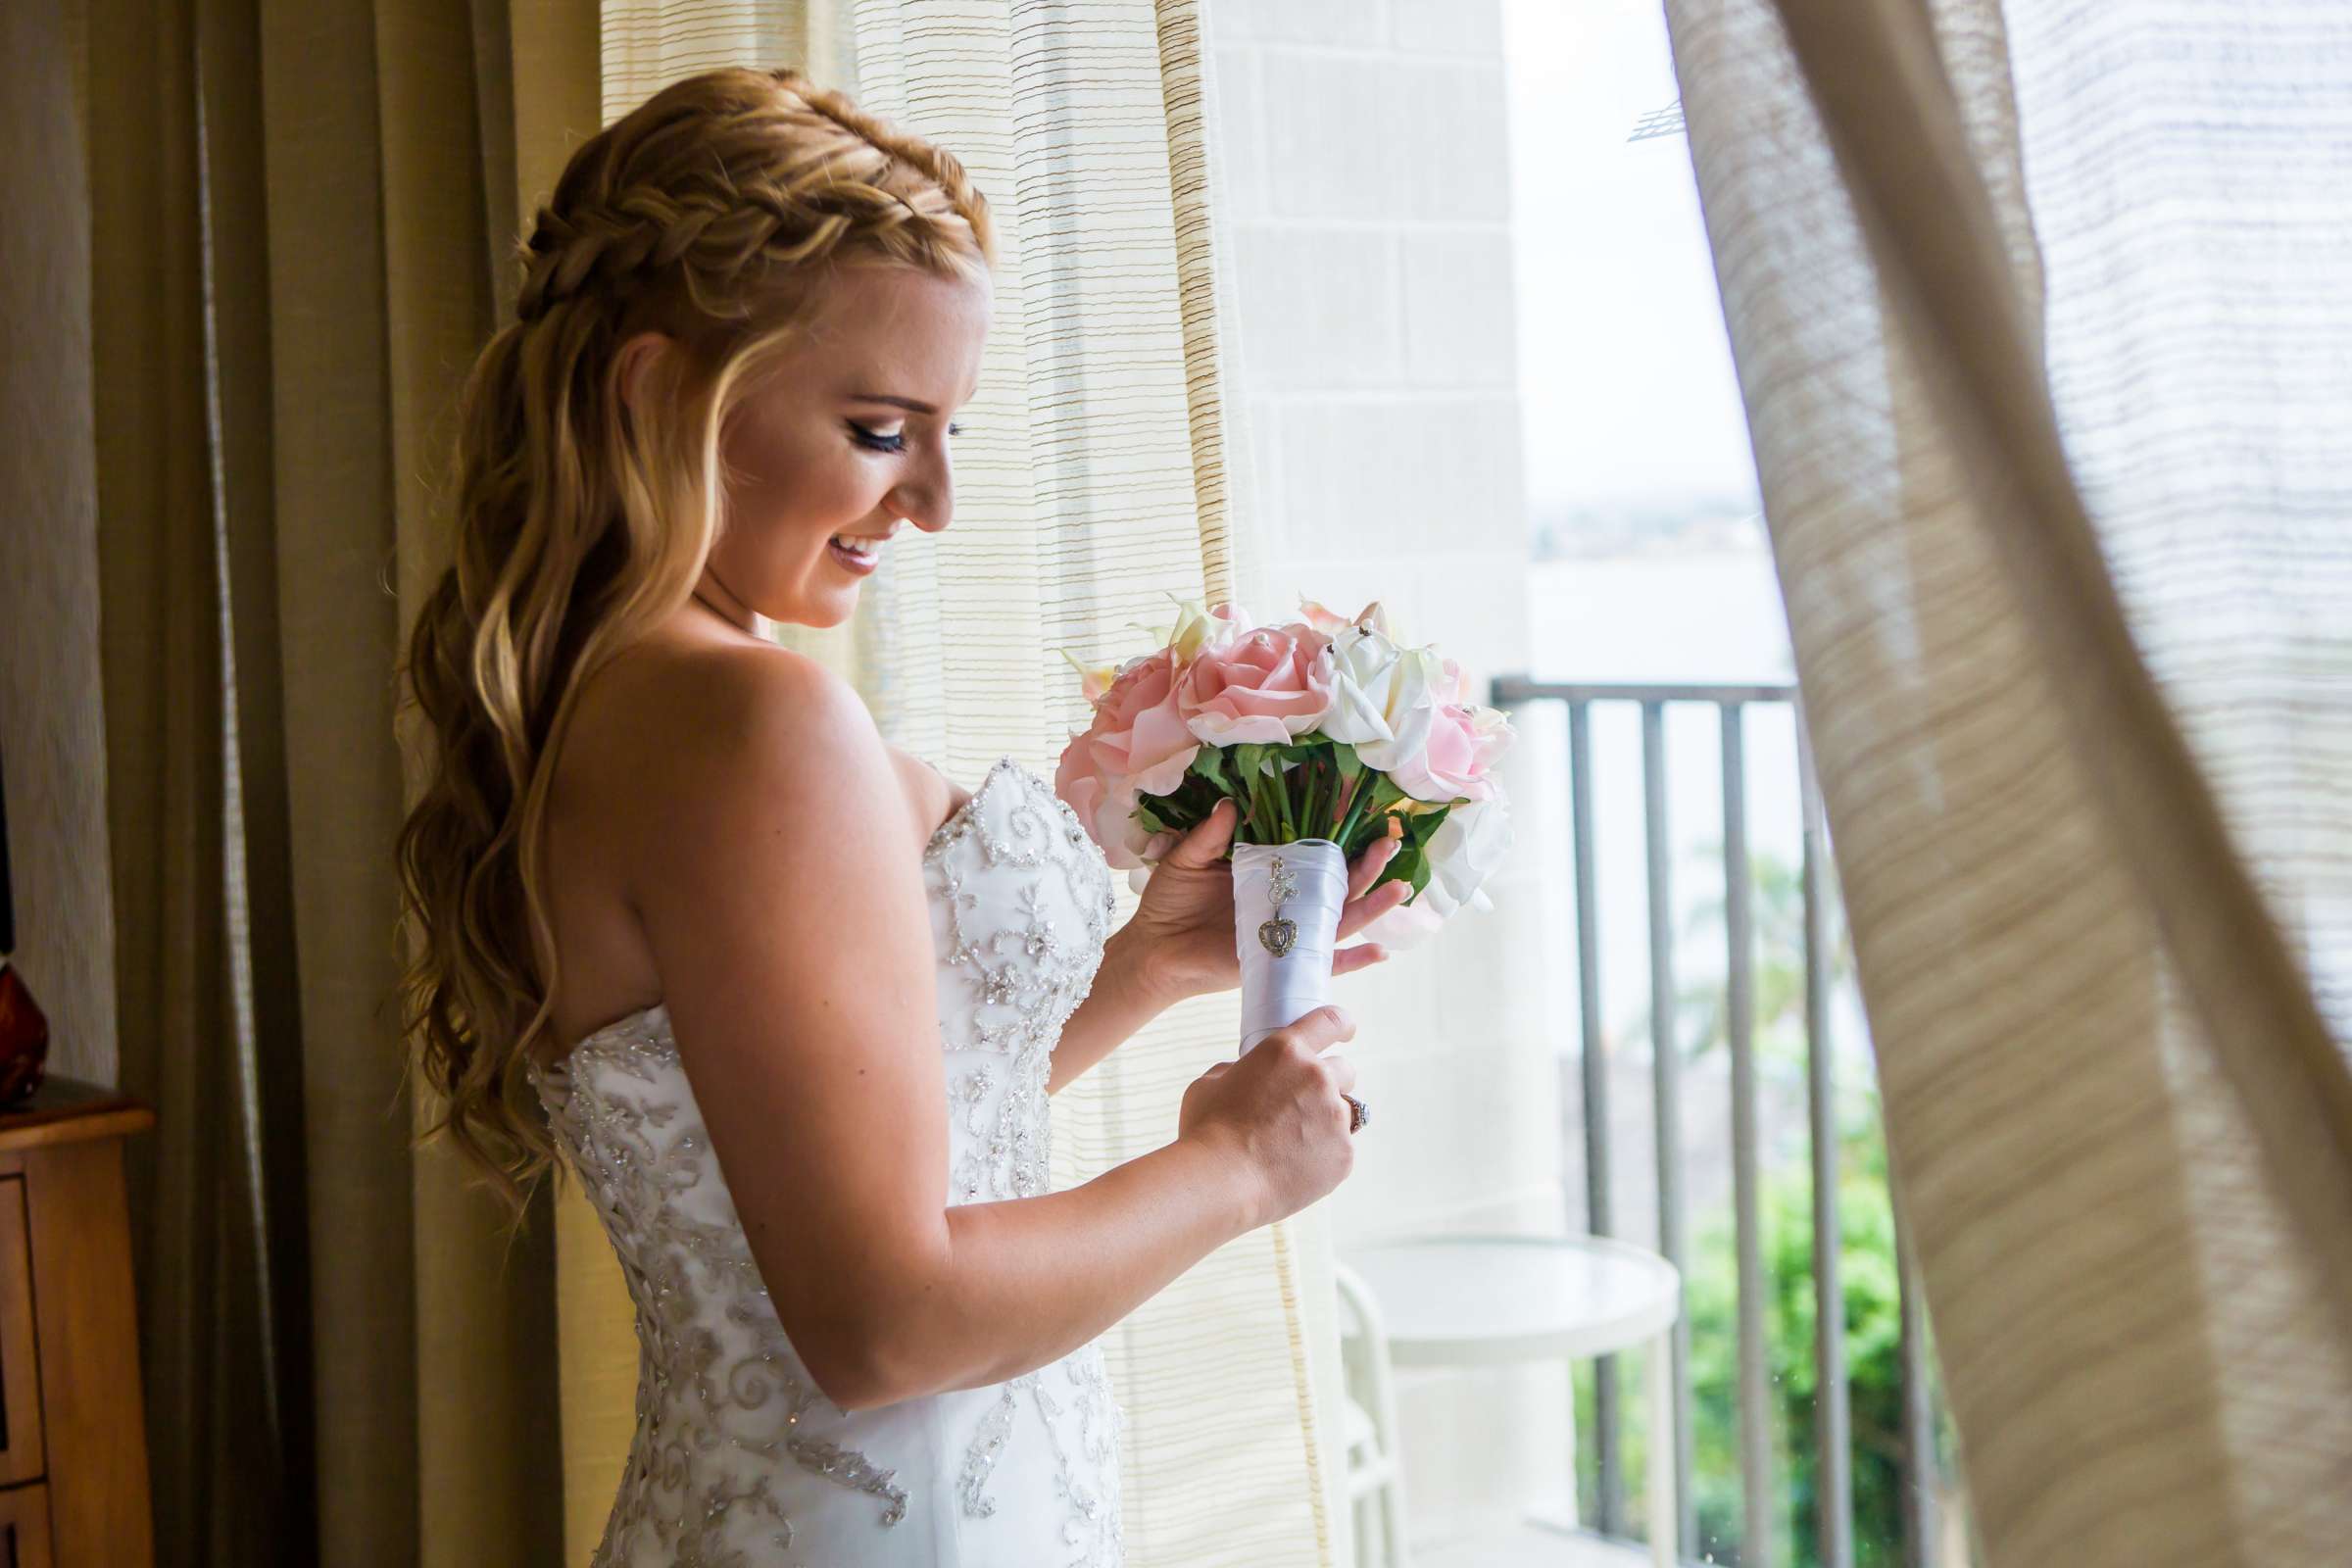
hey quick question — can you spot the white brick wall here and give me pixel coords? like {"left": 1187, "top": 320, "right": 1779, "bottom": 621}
{"left": 1204, "top": 0, "right": 1579, "bottom": 1554}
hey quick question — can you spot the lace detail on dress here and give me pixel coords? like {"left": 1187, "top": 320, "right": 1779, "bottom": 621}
{"left": 530, "top": 755, "right": 1125, "bottom": 1568}
{"left": 928, "top": 757, "right": 1121, "bottom": 1206}
{"left": 533, "top": 1014, "right": 912, "bottom": 1565}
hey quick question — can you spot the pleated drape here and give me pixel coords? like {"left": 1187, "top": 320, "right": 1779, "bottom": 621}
{"left": 84, "top": 0, "right": 311, "bottom": 1559}
{"left": 1664, "top": 0, "right": 2352, "bottom": 1560}
{"left": 82, "top": 0, "right": 599, "bottom": 1559}
{"left": 552, "top": 3, "right": 1337, "bottom": 1564}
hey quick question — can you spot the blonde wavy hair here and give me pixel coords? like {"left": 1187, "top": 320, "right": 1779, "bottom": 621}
{"left": 394, "top": 66, "right": 995, "bottom": 1213}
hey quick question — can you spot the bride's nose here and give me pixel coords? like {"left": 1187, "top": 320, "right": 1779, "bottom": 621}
{"left": 888, "top": 453, "right": 955, "bottom": 533}
{"left": 884, "top": 434, "right": 955, "bottom": 533}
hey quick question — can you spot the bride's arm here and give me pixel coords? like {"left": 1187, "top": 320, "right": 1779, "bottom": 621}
{"left": 1043, "top": 926, "right": 1176, "bottom": 1097}
{"left": 628, "top": 649, "right": 1270, "bottom": 1414}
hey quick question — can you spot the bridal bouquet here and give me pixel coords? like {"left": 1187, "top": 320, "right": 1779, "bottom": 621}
{"left": 1054, "top": 596, "right": 1514, "bottom": 1051}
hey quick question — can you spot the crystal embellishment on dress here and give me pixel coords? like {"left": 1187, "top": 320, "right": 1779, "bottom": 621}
{"left": 927, "top": 758, "right": 1120, "bottom": 1211}
{"left": 956, "top": 1378, "right": 1024, "bottom": 1517}
{"left": 529, "top": 755, "right": 1125, "bottom": 1566}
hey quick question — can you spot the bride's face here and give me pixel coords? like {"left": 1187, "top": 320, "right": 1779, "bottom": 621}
{"left": 672, "top": 260, "right": 989, "bottom": 630}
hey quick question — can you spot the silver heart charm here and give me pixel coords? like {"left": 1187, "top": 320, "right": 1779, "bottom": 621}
{"left": 1257, "top": 916, "right": 1298, "bottom": 957}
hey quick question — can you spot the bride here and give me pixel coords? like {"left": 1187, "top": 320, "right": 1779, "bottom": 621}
{"left": 394, "top": 66, "right": 1409, "bottom": 1566}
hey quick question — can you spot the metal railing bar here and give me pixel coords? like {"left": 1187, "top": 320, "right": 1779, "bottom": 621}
{"left": 1569, "top": 699, "right": 1625, "bottom": 1534}
{"left": 1800, "top": 710, "right": 1856, "bottom": 1568}
{"left": 1724, "top": 700, "right": 1772, "bottom": 1567}
{"left": 1896, "top": 1192, "right": 1938, "bottom": 1568}
{"left": 1642, "top": 702, "right": 1698, "bottom": 1552}
{"left": 1494, "top": 675, "right": 1798, "bottom": 707}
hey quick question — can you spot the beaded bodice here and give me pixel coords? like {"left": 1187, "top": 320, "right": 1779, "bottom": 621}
{"left": 532, "top": 755, "right": 1126, "bottom": 1567}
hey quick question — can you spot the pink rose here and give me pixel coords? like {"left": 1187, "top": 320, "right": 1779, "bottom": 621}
{"left": 1389, "top": 701, "right": 1513, "bottom": 804}
{"left": 1295, "top": 599, "right": 1352, "bottom": 636}
{"left": 1177, "top": 623, "right": 1336, "bottom": 746}
{"left": 1055, "top": 648, "right": 1200, "bottom": 868}
{"left": 1298, "top": 598, "right": 1392, "bottom": 638}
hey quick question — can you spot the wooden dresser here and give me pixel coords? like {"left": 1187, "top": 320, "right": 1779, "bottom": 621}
{"left": 0, "top": 1080, "right": 155, "bottom": 1567}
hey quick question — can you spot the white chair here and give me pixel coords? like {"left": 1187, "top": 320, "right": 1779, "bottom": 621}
{"left": 1341, "top": 1234, "right": 1683, "bottom": 1568}
{"left": 1335, "top": 1259, "right": 1413, "bottom": 1568}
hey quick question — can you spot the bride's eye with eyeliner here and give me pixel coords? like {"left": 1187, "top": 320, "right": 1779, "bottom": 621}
{"left": 851, "top": 420, "right": 959, "bottom": 451}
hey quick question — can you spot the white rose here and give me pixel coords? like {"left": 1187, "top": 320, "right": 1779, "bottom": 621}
{"left": 1317, "top": 624, "right": 1446, "bottom": 774}
{"left": 1356, "top": 795, "right": 1512, "bottom": 950}
{"left": 1422, "top": 794, "right": 1511, "bottom": 914}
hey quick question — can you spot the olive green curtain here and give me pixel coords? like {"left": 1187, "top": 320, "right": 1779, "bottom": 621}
{"left": 1665, "top": 0, "right": 2352, "bottom": 1561}
{"left": 78, "top": 0, "right": 599, "bottom": 1559}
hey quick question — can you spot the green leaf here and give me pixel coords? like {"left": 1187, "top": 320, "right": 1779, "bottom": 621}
{"left": 1271, "top": 737, "right": 1324, "bottom": 768}
{"left": 1372, "top": 804, "right": 1450, "bottom": 897}
{"left": 1336, "top": 768, "right": 1407, "bottom": 856}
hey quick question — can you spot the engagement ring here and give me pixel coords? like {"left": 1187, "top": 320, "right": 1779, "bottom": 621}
{"left": 1343, "top": 1093, "right": 1368, "bottom": 1135}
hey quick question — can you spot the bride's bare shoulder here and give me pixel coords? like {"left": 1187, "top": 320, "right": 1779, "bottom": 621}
{"left": 580, "top": 629, "right": 829, "bottom": 734}
{"left": 560, "top": 631, "right": 939, "bottom": 853}
{"left": 540, "top": 628, "right": 952, "bottom": 1057}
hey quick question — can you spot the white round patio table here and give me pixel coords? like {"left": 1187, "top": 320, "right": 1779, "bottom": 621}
{"left": 1341, "top": 1232, "right": 1682, "bottom": 1567}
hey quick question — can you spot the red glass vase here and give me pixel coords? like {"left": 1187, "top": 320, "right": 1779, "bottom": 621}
{"left": 0, "top": 961, "right": 48, "bottom": 1105}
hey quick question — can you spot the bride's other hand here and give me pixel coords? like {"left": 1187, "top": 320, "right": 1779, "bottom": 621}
{"left": 1110, "top": 800, "right": 1412, "bottom": 1007}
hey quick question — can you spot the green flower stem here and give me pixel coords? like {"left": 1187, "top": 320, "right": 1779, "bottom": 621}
{"left": 1334, "top": 772, "right": 1396, "bottom": 855}
{"left": 1332, "top": 779, "right": 1368, "bottom": 853}
{"left": 1234, "top": 782, "right": 1254, "bottom": 846}
{"left": 1250, "top": 762, "right": 1278, "bottom": 846}
{"left": 1336, "top": 775, "right": 1373, "bottom": 846}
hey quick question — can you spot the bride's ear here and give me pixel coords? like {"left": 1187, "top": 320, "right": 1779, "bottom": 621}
{"left": 1159, "top": 797, "right": 1237, "bottom": 871}
{"left": 614, "top": 330, "right": 674, "bottom": 419}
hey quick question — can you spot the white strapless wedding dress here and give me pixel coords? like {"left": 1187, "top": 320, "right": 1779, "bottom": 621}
{"left": 531, "top": 755, "right": 1128, "bottom": 1567}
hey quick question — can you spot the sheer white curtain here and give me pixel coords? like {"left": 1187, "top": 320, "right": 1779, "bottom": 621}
{"left": 560, "top": 4, "right": 1339, "bottom": 1564}
{"left": 1665, "top": 0, "right": 2352, "bottom": 1560}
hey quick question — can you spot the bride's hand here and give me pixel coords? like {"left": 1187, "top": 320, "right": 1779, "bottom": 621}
{"left": 1116, "top": 799, "right": 1413, "bottom": 1007}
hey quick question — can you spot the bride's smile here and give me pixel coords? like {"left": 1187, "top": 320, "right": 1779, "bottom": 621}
{"left": 613, "top": 257, "right": 990, "bottom": 632}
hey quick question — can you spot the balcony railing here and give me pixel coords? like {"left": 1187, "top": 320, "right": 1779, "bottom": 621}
{"left": 1488, "top": 675, "right": 1959, "bottom": 1568}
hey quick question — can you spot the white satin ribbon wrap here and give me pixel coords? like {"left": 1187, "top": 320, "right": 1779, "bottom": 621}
{"left": 1230, "top": 838, "right": 1348, "bottom": 1056}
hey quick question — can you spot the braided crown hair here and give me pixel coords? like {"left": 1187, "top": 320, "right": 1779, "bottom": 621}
{"left": 395, "top": 68, "right": 994, "bottom": 1213}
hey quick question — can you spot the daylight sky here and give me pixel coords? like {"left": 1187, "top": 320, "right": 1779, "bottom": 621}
{"left": 1500, "top": 0, "right": 1762, "bottom": 512}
